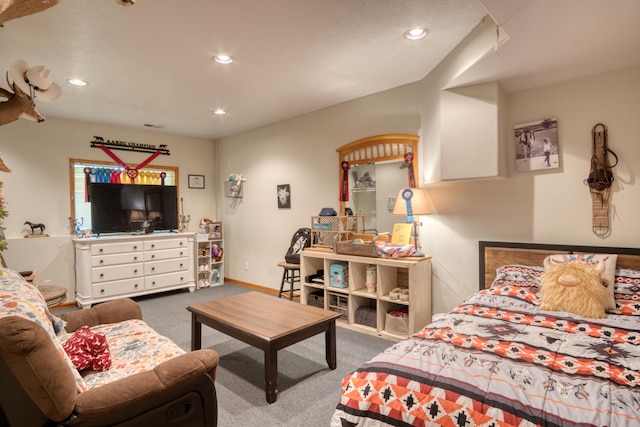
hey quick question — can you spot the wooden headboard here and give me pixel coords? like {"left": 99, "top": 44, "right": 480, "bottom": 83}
{"left": 479, "top": 241, "right": 640, "bottom": 290}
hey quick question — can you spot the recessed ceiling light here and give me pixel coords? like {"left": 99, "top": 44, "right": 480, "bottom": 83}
{"left": 213, "top": 109, "right": 226, "bottom": 115}
{"left": 403, "top": 27, "right": 429, "bottom": 40}
{"left": 67, "top": 78, "right": 88, "bottom": 86}
{"left": 213, "top": 54, "right": 233, "bottom": 64}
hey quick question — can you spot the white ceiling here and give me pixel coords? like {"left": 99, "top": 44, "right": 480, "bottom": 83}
{"left": 0, "top": 0, "right": 639, "bottom": 140}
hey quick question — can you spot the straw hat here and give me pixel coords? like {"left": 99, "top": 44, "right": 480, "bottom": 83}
{"left": 8, "top": 59, "right": 61, "bottom": 102}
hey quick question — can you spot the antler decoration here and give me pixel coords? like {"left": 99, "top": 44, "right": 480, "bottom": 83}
{"left": 0, "top": 0, "right": 135, "bottom": 27}
{"left": 0, "top": 59, "right": 61, "bottom": 126}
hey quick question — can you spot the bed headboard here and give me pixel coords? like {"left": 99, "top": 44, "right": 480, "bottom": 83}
{"left": 479, "top": 241, "right": 640, "bottom": 290}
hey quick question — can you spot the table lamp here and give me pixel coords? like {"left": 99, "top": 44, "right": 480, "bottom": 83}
{"left": 392, "top": 187, "right": 430, "bottom": 257}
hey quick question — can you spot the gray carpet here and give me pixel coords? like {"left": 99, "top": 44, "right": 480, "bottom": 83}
{"left": 133, "top": 284, "right": 394, "bottom": 427}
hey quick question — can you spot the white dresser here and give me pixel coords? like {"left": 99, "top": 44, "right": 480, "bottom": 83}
{"left": 74, "top": 233, "right": 196, "bottom": 308}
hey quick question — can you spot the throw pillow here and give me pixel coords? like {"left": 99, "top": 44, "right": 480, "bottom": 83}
{"left": 540, "top": 259, "right": 610, "bottom": 318}
{"left": 62, "top": 326, "right": 112, "bottom": 371}
{"left": 544, "top": 253, "right": 617, "bottom": 310}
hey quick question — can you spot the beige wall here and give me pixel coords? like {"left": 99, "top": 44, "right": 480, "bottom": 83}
{"left": 0, "top": 118, "right": 215, "bottom": 300}
{"left": 217, "top": 83, "right": 423, "bottom": 291}
{"left": 219, "top": 19, "right": 640, "bottom": 315}
{"left": 423, "top": 65, "right": 640, "bottom": 313}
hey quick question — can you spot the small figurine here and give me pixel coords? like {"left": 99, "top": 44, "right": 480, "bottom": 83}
{"left": 24, "top": 221, "right": 46, "bottom": 235}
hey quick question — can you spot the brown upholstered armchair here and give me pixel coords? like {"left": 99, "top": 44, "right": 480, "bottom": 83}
{"left": 0, "top": 293, "right": 218, "bottom": 427}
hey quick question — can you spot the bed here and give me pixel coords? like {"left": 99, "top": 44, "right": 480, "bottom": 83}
{"left": 331, "top": 241, "right": 640, "bottom": 427}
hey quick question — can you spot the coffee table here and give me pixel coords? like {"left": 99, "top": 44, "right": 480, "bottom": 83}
{"left": 186, "top": 291, "right": 341, "bottom": 403}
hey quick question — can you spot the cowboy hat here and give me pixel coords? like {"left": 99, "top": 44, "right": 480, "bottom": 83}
{"left": 8, "top": 59, "right": 61, "bottom": 102}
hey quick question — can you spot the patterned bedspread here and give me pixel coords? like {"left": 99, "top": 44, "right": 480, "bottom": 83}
{"left": 331, "top": 265, "right": 640, "bottom": 427}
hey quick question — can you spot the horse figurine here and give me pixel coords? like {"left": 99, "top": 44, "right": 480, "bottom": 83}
{"left": 24, "top": 221, "right": 46, "bottom": 235}
{"left": 0, "top": 0, "right": 135, "bottom": 27}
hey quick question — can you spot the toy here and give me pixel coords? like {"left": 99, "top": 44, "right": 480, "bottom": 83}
{"left": 539, "top": 258, "right": 609, "bottom": 318}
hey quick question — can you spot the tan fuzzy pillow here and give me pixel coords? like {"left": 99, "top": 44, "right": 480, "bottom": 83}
{"left": 544, "top": 254, "right": 617, "bottom": 311}
{"left": 540, "top": 259, "right": 610, "bottom": 319}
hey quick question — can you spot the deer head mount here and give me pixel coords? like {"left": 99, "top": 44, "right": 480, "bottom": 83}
{"left": 0, "top": 0, "right": 135, "bottom": 27}
{"left": 0, "top": 59, "right": 61, "bottom": 126}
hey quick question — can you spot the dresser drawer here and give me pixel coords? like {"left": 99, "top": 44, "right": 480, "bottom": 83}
{"left": 92, "top": 277, "right": 144, "bottom": 298}
{"left": 91, "top": 252, "right": 143, "bottom": 267}
{"left": 91, "top": 263, "right": 144, "bottom": 283}
{"left": 145, "top": 258, "right": 188, "bottom": 276}
{"left": 144, "top": 238, "right": 188, "bottom": 251}
{"left": 144, "top": 247, "right": 189, "bottom": 262}
{"left": 145, "top": 270, "right": 190, "bottom": 290}
{"left": 91, "top": 241, "right": 144, "bottom": 256}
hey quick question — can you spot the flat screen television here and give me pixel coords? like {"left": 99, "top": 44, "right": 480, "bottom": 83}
{"left": 90, "top": 183, "right": 179, "bottom": 234}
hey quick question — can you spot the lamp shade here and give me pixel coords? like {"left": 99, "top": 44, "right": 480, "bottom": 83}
{"left": 392, "top": 188, "right": 430, "bottom": 217}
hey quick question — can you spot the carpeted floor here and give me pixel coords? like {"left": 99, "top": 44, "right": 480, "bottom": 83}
{"left": 133, "top": 284, "right": 394, "bottom": 427}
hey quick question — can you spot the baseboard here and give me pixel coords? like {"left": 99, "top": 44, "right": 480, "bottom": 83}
{"left": 225, "top": 277, "right": 299, "bottom": 300}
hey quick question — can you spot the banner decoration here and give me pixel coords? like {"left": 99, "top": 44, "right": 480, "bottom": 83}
{"left": 404, "top": 152, "right": 416, "bottom": 187}
{"left": 340, "top": 161, "right": 349, "bottom": 202}
{"left": 401, "top": 188, "right": 415, "bottom": 222}
{"left": 90, "top": 136, "right": 170, "bottom": 155}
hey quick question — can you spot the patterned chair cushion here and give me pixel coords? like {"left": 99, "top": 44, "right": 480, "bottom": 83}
{"left": 71, "top": 318, "right": 186, "bottom": 390}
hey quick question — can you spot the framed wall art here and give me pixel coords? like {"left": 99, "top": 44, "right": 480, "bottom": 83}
{"left": 188, "top": 174, "right": 205, "bottom": 189}
{"left": 514, "top": 117, "right": 559, "bottom": 172}
{"left": 277, "top": 184, "right": 291, "bottom": 209}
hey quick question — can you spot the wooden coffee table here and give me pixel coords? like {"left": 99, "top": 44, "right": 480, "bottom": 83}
{"left": 186, "top": 291, "right": 341, "bottom": 403}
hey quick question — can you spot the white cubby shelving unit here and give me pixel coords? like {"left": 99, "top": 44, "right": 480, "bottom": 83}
{"left": 300, "top": 248, "right": 431, "bottom": 340}
{"left": 195, "top": 221, "right": 223, "bottom": 288}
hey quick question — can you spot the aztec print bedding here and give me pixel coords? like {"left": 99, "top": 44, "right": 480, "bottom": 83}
{"left": 331, "top": 265, "right": 640, "bottom": 427}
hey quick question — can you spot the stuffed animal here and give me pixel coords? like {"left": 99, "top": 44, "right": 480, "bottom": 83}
{"left": 539, "top": 258, "right": 609, "bottom": 318}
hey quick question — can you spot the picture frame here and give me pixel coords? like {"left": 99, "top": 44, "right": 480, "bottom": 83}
{"left": 277, "top": 184, "right": 291, "bottom": 209}
{"left": 188, "top": 174, "right": 205, "bottom": 189}
{"left": 514, "top": 117, "right": 559, "bottom": 172}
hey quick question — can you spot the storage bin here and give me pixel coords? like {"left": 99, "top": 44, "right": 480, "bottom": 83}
{"left": 307, "top": 291, "right": 324, "bottom": 308}
{"left": 385, "top": 306, "right": 409, "bottom": 336}
{"left": 329, "top": 262, "right": 349, "bottom": 288}
{"left": 328, "top": 292, "right": 349, "bottom": 321}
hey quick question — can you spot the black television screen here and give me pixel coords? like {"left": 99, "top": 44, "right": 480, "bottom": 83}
{"left": 90, "top": 183, "right": 178, "bottom": 234}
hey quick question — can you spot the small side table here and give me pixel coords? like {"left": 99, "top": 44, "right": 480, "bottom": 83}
{"left": 39, "top": 285, "right": 68, "bottom": 308}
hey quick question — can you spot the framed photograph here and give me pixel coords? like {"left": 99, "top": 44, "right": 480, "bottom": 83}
{"left": 188, "top": 174, "right": 205, "bottom": 189}
{"left": 514, "top": 117, "right": 559, "bottom": 172}
{"left": 277, "top": 184, "right": 291, "bottom": 209}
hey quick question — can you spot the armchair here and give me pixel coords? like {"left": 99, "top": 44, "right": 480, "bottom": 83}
{"left": 0, "top": 268, "right": 218, "bottom": 427}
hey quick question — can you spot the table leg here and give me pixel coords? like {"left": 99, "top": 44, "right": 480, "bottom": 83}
{"left": 325, "top": 320, "right": 337, "bottom": 370}
{"left": 264, "top": 346, "right": 278, "bottom": 403}
{"left": 191, "top": 314, "right": 202, "bottom": 351}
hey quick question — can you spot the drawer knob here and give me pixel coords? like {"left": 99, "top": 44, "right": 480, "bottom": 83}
{"left": 100, "top": 289, "right": 105, "bottom": 293}
{"left": 151, "top": 244, "right": 155, "bottom": 248}
{"left": 151, "top": 267, "right": 155, "bottom": 271}
{"left": 152, "top": 281, "right": 156, "bottom": 286}
{"left": 134, "top": 269, "right": 138, "bottom": 274}
{"left": 133, "top": 245, "right": 137, "bottom": 250}
{"left": 134, "top": 256, "right": 138, "bottom": 261}
{"left": 100, "top": 273, "right": 104, "bottom": 278}
{"left": 134, "top": 284, "right": 139, "bottom": 288}
{"left": 179, "top": 251, "right": 183, "bottom": 256}
{"left": 99, "top": 248, "right": 104, "bottom": 253}
{"left": 180, "top": 263, "right": 183, "bottom": 268}
{"left": 180, "top": 241, "right": 184, "bottom": 246}
{"left": 151, "top": 254, "right": 155, "bottom": 259}
{"left": 99, "top": 259, "right": 104, "bottom": 264}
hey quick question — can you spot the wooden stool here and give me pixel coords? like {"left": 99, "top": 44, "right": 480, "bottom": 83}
{"left": 277, "top": 261, "right": 300, "bottom": 300}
